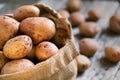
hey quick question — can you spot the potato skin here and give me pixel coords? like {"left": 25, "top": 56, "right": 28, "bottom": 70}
{"left": 3, "top": 35, "right": 33, "bottom": 59}
{"left": 0, "top": 16, "right": 19, "bottom": 50}
{"left": 0, "top": 51, "right": 9, "bottom": 70}
{"left": 1, "top": 59, "right": 34, "bottom": 74}
{"left": 105, "top": 45, "right": 120, "bottom": 63}
{"left": 79, "top": 22, "right": 101, "bottom": 37}
{"left": 20, "top": 17, "right": 56, "bottom": 44}
{"left": 76, "top": 55, "right": 90, "bottom": 72}
{"left": 79, "top": 38, "right": 99, "bottom": 57}
{"left": 57, "top": 9, "right": 70, "bottom": 19}
{"left": 36, "top": 41, "right": 58, "bottom": 61}
{"left": 13, "top": 5, "right": 40, "bottom": 21}
{"left": 109, "top": 14, "right": 120, "bottom": 34}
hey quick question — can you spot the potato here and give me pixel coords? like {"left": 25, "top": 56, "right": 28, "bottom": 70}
{"left": 0, "top": 51, "right": 9, "bottom": 70}
{"left": 36, "top": 41, "right": 59, "bottom": 61}
{"left": 88, "top": 9, "right": 102, "bottom": 21}
{"left": 20, "top": 17, "right": 56, "bottom": 44}
{"left": 1, "top": 59, "right": 34, "bottom": 74}
{"left": 79, "top": 38, "right": 99, "bottom": 57}
{"left": 79, "top": 22, "right": 101, "bottom": 37}
{"left": 76, "top": 55, "right": 90, "bottom": 72}
{"left": 69, "top": 12, "right": 85, "bottom": 26}
{"left": 0, "top": 16, "right": 19, "bottom": 50}
{"left": 109, "top": 14, "right": 120, "bottom": 34}
{"left": 57, "top": 9, "right": 70, "bottom": 19}
{"left": 105, "top": 45, "right": 120, "bottom": 63}
{"left": 3, "top": 35, "right": 33, "bottom": 59}
{"left": 26, "top": 46, "right": 37, "bottom": 62}
{"left": 13, "top": 5, "right": 40, "bottom": 21}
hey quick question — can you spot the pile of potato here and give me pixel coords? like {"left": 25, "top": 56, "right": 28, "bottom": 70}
{"left": 0, "top": 5, "right": 60, "bottom": 75}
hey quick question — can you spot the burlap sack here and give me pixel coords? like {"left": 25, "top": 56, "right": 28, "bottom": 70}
{"left": 0, "top": 4, "right": 79, "bottom": 80}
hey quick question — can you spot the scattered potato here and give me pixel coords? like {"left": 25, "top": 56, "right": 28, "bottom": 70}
{"left": 66, "top": 0, "right": 82, "bottom": 12}
{"left": 0, "top": 51, "right": 9, "bottom": 70}
{"left": 1, "top": 59, "right": 34, "bottom": 74}
{"left": 13, "top": 5, "right": 40, "bottom": 21}
{"left": 79, "top": 38, "right": 99, "bottom": 57}
{"left": 76, "top": 54, "right": 90, "bottom": 72}
{"left": 88, "top": 9, "right": 102, "bottom": 21}
{"left": 3, "top": 35, "right": 33, "bottom": 59}
{"left": 105, "top": 45, "right": 120, "bottom": 63}
{"left": 69, "top": 12, "right": 85, "bottom": 26}
{"left": 36, "top": 41, "right": 59, "bottom": 61}
{"left": 57, "top": 9, "right": 70, "bottom": 19}
{"left": 20, "top": 17, "right": 56, "bottom": 44}
{"left": 109, "top": 14, "right": 120, "bottom": 34}
{"left": 0, "top": 16, "right": 19, "bottom": 50}
{"left": 79, "top": 22, "right": 101, "bottom": 37}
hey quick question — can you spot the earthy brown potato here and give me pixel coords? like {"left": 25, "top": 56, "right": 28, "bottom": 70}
{"left": 105, "top": 45, "right": 120, "bottom": 63}
{"left": 76, "top": 55, "right": 90, "bottom": 72}
{"left": 13, "top": 5, "right": 40, "bottom": 21}
{"left": 109, "top": 14, "right": 120, "bottom": 34}
{"left": 57, "top": 9, "right": 70, "bottom": 19}
{"left": 1, "top": 59, "right": 34, "bottom": 74}
{"left": 69, "top": 12, "right": 85, "bottom": 26}
{"left": 88, "top": 9, "right": 102, "bottom": 21}
{"left": 66, "top": 0, "right": 82, "bottom": 12}
{"left": 36, "top": 41, "right": 59, "bottom": 61}
{"left": 0, "top": 16, "right": 19, "bottom": 50}
{"left": 26, "top": 46, "right": 37, "bottom": 62}
{"left": 79, "top": 38, "right": 99, "bottom": 57}
{"left": 3, "top": 35, "right": 33, "bottom": 59}
{"left": 79, "top": 22, "right": 101, "bottom": 37}
{"left": 20, "top": 17, "right": 56, "bottom": 45}
{"left": 0, "top": 51, "right": 9, "bottom": 70}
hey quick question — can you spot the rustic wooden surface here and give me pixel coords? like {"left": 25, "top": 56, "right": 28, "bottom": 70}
{"left": 0, "top": 0, "right": 120, "bottom": 80}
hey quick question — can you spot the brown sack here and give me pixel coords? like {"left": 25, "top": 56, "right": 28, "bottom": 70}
{"left": 0, "top": 4, "right": 79, "bottom": 80}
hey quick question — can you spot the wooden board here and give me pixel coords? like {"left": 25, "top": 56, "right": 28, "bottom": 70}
{"left": 0, "top": 0, "right": 120, "bottom": 80}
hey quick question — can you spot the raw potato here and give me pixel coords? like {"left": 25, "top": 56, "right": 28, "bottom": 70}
{"left": 1, "top": 59, "right": 34, "bottom": 74}
{"left": 36, "top": 41, "right": 59, "bottom": 61}
{"left": 66, "top": 0, "right": 82, "bottom": 12}
{"left": 0, "top": 51, "right": 9, "bottom": 70}
{"left": 20, "top": 17, "right": 56, "bottom": 44}
{"left": 3, "top": 35, "right": 33, "bottom": 59}
{"left": 14, "top": 5, "right": 40, "bottom": 21}
{"left": 57, "top": 9, "right": 70, "bottom": 19}
{"left": 69, "top": 12, "right": 85, "bottom": 26}
{"left": 79, "top": 38, "right": 99, "bottom": 57}
{"left": 75, "top": 55, "right": 90, "bottom": 72}
{"left": 109, "top": 14, "right": 120, "bottom": 34}
{"left": 79, "top": 22, "right": 101, "bottom": 37}
{"left": 88, "top": 9, "right": 102, "bottom": 21}
{"left": 105, "top": 45, "right": 120, "bottom": 63}
{"left": 0, "top": 16, "right": 19, "bottom": 50}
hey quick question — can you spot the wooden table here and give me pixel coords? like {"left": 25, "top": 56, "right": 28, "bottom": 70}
{"left": 0, "top": 0, "right": 120, "bottom": 80}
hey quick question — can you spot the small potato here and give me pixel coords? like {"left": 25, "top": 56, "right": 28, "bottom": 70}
{"left": 57, "top": 9, "right": 70, "bottom": 19}
{"left": 109, "top": 14, "right": 120, "bottom": 34}
{"left": 69, "top": 12, "right": 85, "bottom": 26}
{"left": 105, "top": 45, "right": 120, "bottom": 63}
{"left": 1, "top": 59, "right": 34, "bottom": 74}
{"left": 76, "top": 55, "right": 90, "bottom": 72}
{"left": 20, "top": 17, "right": 56, "bottom": 44}
{"left": 3, "top": 35, "right": 33, "bottom": 59}
{"left": 66, "top": 0, "right": 82, "bottom": 12}
{"left": 13, "top": 5, "right": 40, "bottom": 21}
{"left": 88, "top": 9, "right": 102, "bottom": 21}
{"left": 0, "top": 16, "right": 19, "bottom": 50}
{"left": 36, "top": 41, "right": 59, "bottom": 61}
{"left": 79, "top": 22, "right": 101, "bottom": 37}
{"left": 0, "top": 51, "right": 9, "bottom": 70}
{"left": 79, "top": 38, "right": 99, "bottom": 57}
